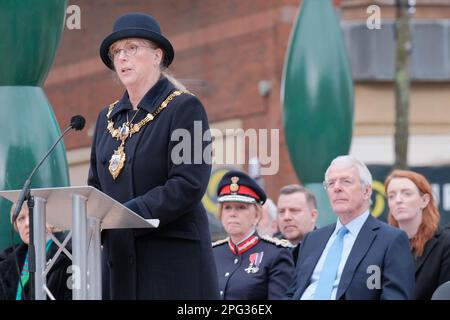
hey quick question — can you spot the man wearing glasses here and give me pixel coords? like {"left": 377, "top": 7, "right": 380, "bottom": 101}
{"left": 286, "top": 155, "right": 415, "bottom": 300}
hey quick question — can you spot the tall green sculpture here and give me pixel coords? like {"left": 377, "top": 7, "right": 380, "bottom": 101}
{"left": 0, "top": 1, "right": 69, "bottom": 250}
{"left": 281, "top": 0, "right": 354, "bottom": 227}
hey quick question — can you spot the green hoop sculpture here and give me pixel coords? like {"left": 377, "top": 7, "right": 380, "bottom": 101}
{"left": 0, "top": 1, "right": 69, "bottom": 250}
{"left": 281, "top": 0, "right": 354, "bottom": 227}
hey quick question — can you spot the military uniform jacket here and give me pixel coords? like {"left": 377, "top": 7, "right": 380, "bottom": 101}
{"left": 88, "top": 76, "right": 219, "bottom": 299}
{"left": 213, "top": 233, "right": 294, "bottom": 300}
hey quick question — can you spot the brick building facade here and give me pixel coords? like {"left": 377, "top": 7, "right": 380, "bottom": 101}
{"left": 45, "top": 0, "right": 302, "bottom": 203}
{"left": 44, "top": 0, "right": 450, "bottom": 221}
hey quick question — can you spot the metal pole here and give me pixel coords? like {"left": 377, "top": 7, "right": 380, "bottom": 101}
{"left": 33, "top": 196, "right": 47, "bottom": 300}
{"left": 87, "top": 217, "right": 102, "bottom": 300}
{"left": 72, "top": 194, "right": 87, "bottom": 300}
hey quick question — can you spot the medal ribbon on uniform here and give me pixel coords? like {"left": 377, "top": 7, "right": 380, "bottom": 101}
{"left": 106, "top": 90, "right": 190, "bottom": 179}
{"left": 254, "top": 252, "right": 264, "bottom": 272}
{"left": 245, "top": 252, "right": 264, "bottom": 274}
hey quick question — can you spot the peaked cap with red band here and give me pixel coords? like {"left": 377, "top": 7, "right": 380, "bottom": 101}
{"left": 217, "top": 170, "right": 267, "bottom": 205}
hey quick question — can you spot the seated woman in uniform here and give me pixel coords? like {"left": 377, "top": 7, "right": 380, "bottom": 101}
{"left": 212, "top": 170, "right": 295, "bottom": 300}
{"left": 0, "top": 204, "right": 72, "bottom": 300}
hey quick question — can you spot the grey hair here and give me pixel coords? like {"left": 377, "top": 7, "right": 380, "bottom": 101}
{"left": 325, "top": 155, "right": 372, "bottom": 187}
{"left": 162, "top": 71, "right": 186, "bottom": 90}
{"left": 262, "top": 198, "right": 277, "bottom": 221}
{"left": 143, "top": 39, "right": 186, "bottom": 90}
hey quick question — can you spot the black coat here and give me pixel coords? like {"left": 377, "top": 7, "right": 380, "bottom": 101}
{"left": 414, "top": 228, "right": 450, "bottom": 300}
{"left": 213, "top": 234, "right": 294, "bottom": 300}
{"left": 0, "top": 237, "right": 72, "bottom": 300}
{"left": 88, "top": 76, "right": 219, "bottom": 299}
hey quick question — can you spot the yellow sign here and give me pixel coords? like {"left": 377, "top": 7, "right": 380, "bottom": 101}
{"left": 202, "top": 168, "right": 231, "bottom": 218}
{"left": 371, "top": 180, "right": 386, "bottom": 218}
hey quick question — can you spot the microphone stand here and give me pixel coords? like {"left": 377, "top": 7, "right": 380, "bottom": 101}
{"left": 10, "top": 115, "right": 84, "bottom": 300}
{"left": 27, "top": 194, "right": 35, "bottom": 300}
{"left": 12, "top": 125, "right": 73, "bottom": 300}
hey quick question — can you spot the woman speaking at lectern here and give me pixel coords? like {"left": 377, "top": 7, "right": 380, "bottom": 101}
{"left": 88, "top": 12, "right": 218, "bottom": 299}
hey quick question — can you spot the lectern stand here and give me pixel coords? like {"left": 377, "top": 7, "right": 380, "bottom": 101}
{"left": 0, "top": 186, "right": 159, "bottom": 300}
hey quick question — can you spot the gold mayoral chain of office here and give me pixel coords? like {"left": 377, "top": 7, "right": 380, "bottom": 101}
{"left": 106, "top": 90, "right": 191, "bottom": 179}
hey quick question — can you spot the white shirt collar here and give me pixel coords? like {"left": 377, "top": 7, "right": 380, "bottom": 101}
{"left": 335, "top": 210, "right": 370, "bottom": 237}
{"left": 234, "top": 228, "right": 257, "bottom": 245}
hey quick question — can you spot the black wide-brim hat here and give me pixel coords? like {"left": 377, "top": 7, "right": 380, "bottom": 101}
{"left": 100, "top": 12, "right": 174, "bottom": 70}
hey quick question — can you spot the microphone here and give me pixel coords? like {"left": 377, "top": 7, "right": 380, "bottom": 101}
{"left": 70, "top": 115, "right": 86, "bottom": 131}
{"left": 11, "top": 115, "right": 86, "bottom": 223}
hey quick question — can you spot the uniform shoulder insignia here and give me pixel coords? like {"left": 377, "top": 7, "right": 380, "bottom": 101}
{"left": 260, "top": 235, "right": 293, "bottom": 248}
{"left": 212, "top": 237, "right": 229, "bottom": 247}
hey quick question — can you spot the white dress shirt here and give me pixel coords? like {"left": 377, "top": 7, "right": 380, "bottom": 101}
{"left": 300, "top": 210, "right": 370, "bottom": 300}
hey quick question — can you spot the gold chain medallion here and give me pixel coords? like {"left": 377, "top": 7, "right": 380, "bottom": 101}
{"left": 109, "top": 144, "right": 126, "bottom": 180}
{"left": 106, "top": 90, "right": 191, "bottom": 179}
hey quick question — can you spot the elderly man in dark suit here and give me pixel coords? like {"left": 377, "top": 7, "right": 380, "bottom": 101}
{"left": 286, "top": 155, "right": 415, "bottom": 300}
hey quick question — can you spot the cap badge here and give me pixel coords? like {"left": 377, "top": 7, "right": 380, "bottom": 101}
{"left": 229, "top": 176, "right": 240, "bottom": 193}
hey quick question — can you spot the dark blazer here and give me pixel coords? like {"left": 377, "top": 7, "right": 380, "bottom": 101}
{"left": 274, "top": 228, "right": 316, "bottom": 266}
{"left": 213, "top": 235, "right": 294, "bottom": 300}
{"left": 286, "top": 215, "right": 415, "bottom": 300}
{"left": 0, "top": 236, "right": 72, "bottom": 300}
{"left": 292, "top": 244, "right": 300, "bottom": 265}
{"left": 414, "top": 228, "right": 450, "bottom": 300}
{"left": 88, "top": 76, "right": 219, "bottom": 299}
